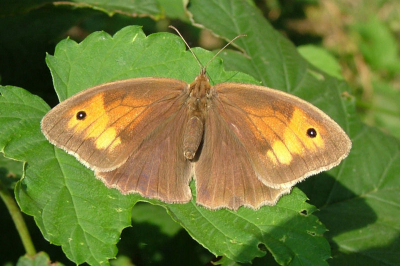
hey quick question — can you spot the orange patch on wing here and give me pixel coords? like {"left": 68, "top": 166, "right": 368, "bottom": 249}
{"left": 249, "top": 115, "right": 279, "bottom": 144}
{"left": 66, "top": 93, "right": 129, "bottom": 151}
{"left": 121, "top": 94, "right": 152, "bottom": 106}
{"left": 67, "top": 94, "right": 106, "bottom": 132}
{"left": 282, "top": 129, "right": 304, "bottom": 156}
{"left": 249, "top": 106, "right": 326, "bottom": 166}
{"left": 249, "top": 114, "right": 293, "bottom": 165}
{"left": 95, "top": 127, "right": 121, "bottom": 150}
{"left": 285, "top": 108, "right": 325, "bottom": 152}
{"left": 271, "top": 140, "right": 293, "bottom": 164}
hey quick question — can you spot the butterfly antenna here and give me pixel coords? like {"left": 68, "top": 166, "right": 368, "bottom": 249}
{"left": 169, "top": 25, "right": 246, "bottom": 74}
{"left": 169, "top": 25, "right": 204, "bottom": 71}
{"left": 203, "top": 34, "right": 246, "bottom": 70}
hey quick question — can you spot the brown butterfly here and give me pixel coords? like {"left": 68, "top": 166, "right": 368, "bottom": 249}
{"left": 41, "top": 27, "right": 351, "bottom": 210}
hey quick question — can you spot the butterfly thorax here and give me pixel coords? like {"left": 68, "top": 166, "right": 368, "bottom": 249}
{"left": 183, "top": 72, "right": 211, "bottom": 160}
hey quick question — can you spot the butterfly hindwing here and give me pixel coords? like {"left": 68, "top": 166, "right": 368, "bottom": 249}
{"left": 194, "top": 107, "right": 291, "bottom": 210}
{"left": 96, "top": 105, "right": 193, "bottom": 203}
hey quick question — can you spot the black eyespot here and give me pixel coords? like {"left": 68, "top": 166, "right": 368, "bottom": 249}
{"left": 76, "top": 111, "right": 86, "bottom": 120}
{"left": 307, "top": 128, "right": 317, "bottom": 138}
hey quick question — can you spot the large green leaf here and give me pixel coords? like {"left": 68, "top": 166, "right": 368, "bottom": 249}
{"left": 0, "top": 24, "right": 332, "bottom": 265}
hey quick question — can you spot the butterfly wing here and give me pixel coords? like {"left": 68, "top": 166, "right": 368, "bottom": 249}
{"left": 194, "top": 107, "right": 291, "bottom": 210}
{"left": 96, "top": 105, "right": 193, "bottom": 203}
{"left": 41, "top": 78, "right": 189, "bottom": 172}
{"left": 211, "top": 82, "right": 351, "bottom": 189}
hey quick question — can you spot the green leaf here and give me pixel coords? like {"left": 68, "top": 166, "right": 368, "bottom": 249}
{"left": 2, "top": 24, "right": 331, "bottom": 265}
{"left": 167, "top": 187, "right": 328, "bottom": 265}
{"left": 370, "top": 79, "right": 400, "bottom": 138}
{"left": 17, "top": 252, "right": 64, "bottom": 266}
{"left": 0, "top": 0, "right": 174, "bottom": 21}
{"left": 158, "top": 0, "right": 188, "bottom": 21}
{"left": 59, "top": 0, "right": 163, "bottom": 18}
{"left": 110, "top": 255, "right": 134, "bottom": 266}
{"left": 131, "top": 203, "right": 182, "bottom": 237}
{"left": 297, "top": 45, "right": 343, "bottom": 80}
{"left": 352, "top": 17, "right": 400, "bottom": 74}
{"left": 0, "top": 86, "right": 49, "bottom": 161}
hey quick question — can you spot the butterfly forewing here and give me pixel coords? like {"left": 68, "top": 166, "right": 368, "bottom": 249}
{"left": 214, "top": 83, "right": 352, "bottom": 189}
{"left": 41, "top": 78, "right": 189, "bottom": 172}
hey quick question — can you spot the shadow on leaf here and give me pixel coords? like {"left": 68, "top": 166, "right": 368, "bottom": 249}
{"left": 117, "top": 203, "right": 213, "bottom": 266}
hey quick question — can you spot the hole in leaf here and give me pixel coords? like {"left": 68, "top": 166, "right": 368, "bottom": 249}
{"left": 300, "top": 209, "right": 308, "bottom": 216}
{"left": 211, "top": 256, "right": 223, "bottom": 264}
{"left": 307, "top": 230, "right": 316, "bottom": 236}
{"left": 258, "top": 243, "right": 267, "bottom": 252}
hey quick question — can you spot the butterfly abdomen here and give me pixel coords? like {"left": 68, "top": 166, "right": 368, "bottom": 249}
{"left": 183, "top": 116, "right": 204, "bottom": 159}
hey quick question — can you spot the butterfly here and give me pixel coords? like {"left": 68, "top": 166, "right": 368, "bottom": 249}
{"left": 41, "top": 27, "right": 351, "bottom": 210}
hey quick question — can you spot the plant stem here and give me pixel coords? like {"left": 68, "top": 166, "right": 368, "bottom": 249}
{"left": 0, "top": 181, "right": 36, "bottom": 256}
